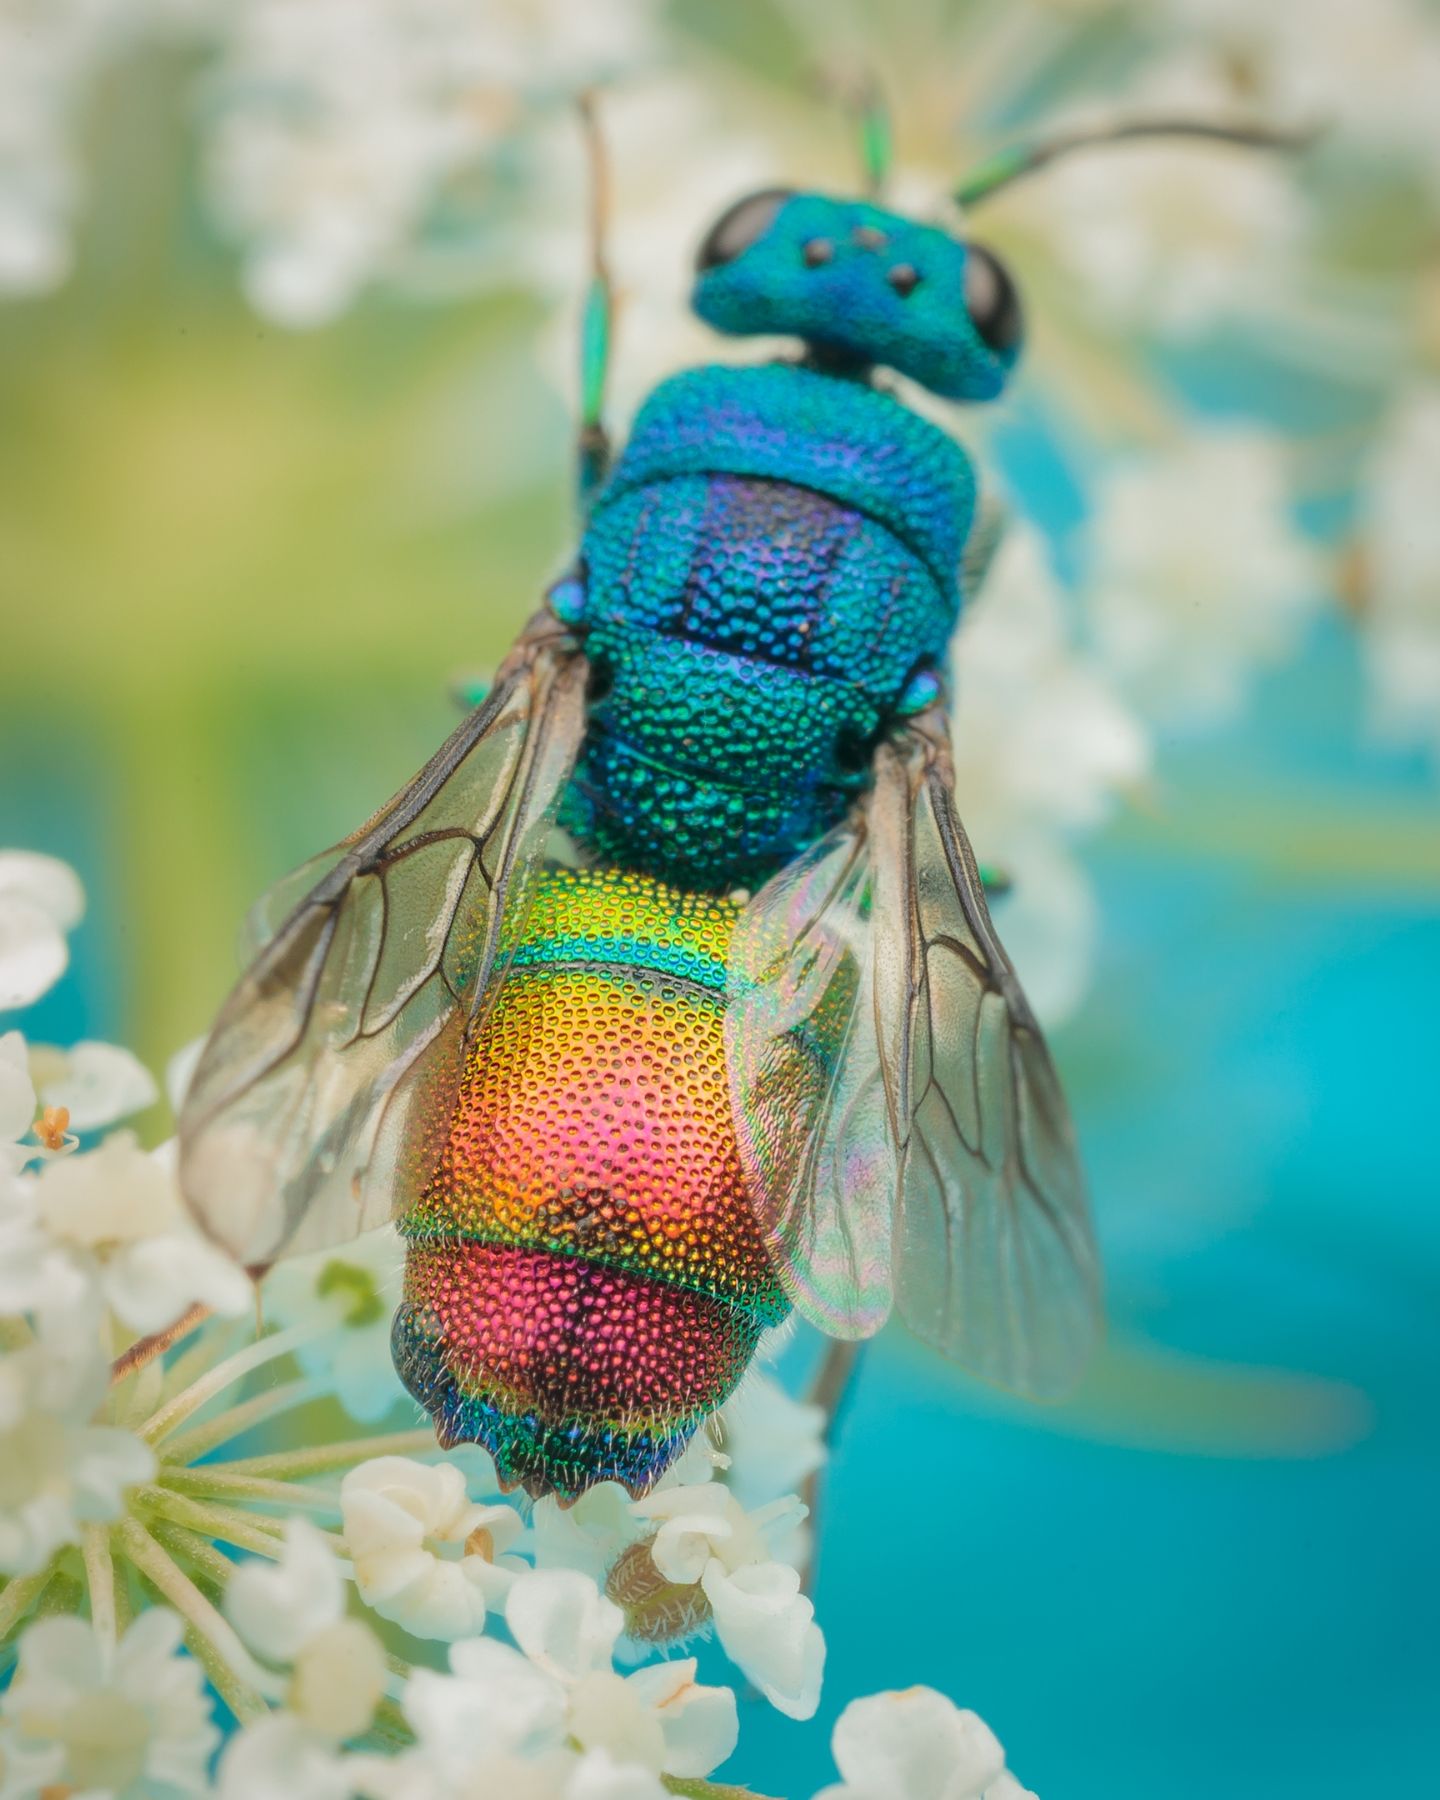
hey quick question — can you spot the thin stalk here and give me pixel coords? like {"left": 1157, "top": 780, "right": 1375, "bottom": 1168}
{"left": 149, "top": 1518, "right": 245, "bottom": 1596}
{"left": 110, "top": 1302, "right": 213, "bottom": 1386}
{"left": 159, "top": 1374, "right": 325, "bottom": 1467}
{"left": 218, "top": 1426, "right": 438, "bottom": 1481}
{"left": 360, "top": 1694, "right": 415, "bottom": 1752}
{"left": 140, "top": 1323, "right": 313, "bottom": 1444}
{"left": 161, "top": 1320, "right": 240, "bottom": 1402}
{"left": 82, "top": 1525, "right": 118, "bottom": 1652}
{"left": 164, "top": 1467, "right": 342, "bottom": 1513}
{"left": 0, "top": 1569, "right": 52, "bottom": 1641}
{"left": 139, "top": 1485, "right": 291, "bottom": 1560}
{"left": 182, "top": 1616, "right": 269, "bottom": 1727}
{"left": 114, "top": 1517, "right": 274, "bottom": 1720}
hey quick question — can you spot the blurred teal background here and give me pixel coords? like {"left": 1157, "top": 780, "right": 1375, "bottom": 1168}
{"left": 2, "top": 24, "right": 1438, "bottom": 1800}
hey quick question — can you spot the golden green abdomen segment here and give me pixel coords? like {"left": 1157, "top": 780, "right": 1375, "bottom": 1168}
{"left": 391, "top": 866, "right": 789, "bottom": 1499}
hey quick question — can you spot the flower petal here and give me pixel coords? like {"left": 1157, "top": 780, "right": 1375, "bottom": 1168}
{"left": 702, "top": 1559, "right": 824, "bottom": 1721}
{"left": 226, "top": 1517, "right": 344, "bottom": 1663}
{"left": 0, "top": 852, "right": 84, "bottom": 932}
{"left": 40, "top": 1041, "right": 159, "bottom": 1132}
{"left": 290, "top": 1616, "right": 387, "bottom": 1740}
{"left": 410, "top": 1637, "right": 565, "bottom": 1764}
{"left": 829, "top": 1688, "right": 1005, "bottom": 1800}
{"left": 565, "top": 1748, "right": 671, "bottom": 1800}
{"left": 624, "top": 1658, "right": 738, "bottom": 1778}
{"left": 0, "top": 1030, "right": 36, "bottom": 1145}
{"left": 0, "top": 897, "right": 68, "bottom": 1011}
{"left": 507, "top": 1568, "right": 625, "bottom": 1681}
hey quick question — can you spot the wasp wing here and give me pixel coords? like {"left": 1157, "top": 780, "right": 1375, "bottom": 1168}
{"left": 725, "top": 824, "right": 893, "bottom": 1338}
{"left": 727, "top": 717, "right": 1099, "bottom": 1397}
{"left": 179, "top": 619, "right": 588, "bottom": 1273}
{"left": 869, "top": 725, "right": 1100, "bottom": 1398}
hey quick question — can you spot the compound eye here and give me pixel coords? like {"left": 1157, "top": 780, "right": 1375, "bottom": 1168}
{"left": 696, "top": 188, "right": 794, "bottom": 272}
{"left": 963, "top": 242, "right": 1023, "bottom": 356}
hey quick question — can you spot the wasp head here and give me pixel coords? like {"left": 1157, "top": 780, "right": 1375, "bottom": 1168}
{"left": 692, "top": 189, "right": 1021, "bottom": 401}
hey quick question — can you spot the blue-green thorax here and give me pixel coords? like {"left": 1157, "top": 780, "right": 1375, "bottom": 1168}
{"left": 559, "top": 360, "right": 976, "bottom": 891}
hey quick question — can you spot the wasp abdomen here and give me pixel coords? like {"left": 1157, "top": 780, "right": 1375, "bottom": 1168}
{"left": 392, "top": 866, "right": 789, "bottom": 1499}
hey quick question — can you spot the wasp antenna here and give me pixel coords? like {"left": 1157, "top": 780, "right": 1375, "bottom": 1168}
{"left": 809, "top": 64, "right": 893, "bottom": 198}
{"left": 955, "top": 114, "right": 1322, "bottom": 209}
{"left": 575, "top": 88, "right": 614, "bottom": 503}
{"left": 855, "top": 74, "right": 893, "bottom": 199}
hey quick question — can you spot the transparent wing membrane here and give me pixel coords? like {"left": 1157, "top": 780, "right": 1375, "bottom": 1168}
{"left": 728, "top": 713, "right": 1100, "bottom": 1397}
{"left": 180, "top": 619, "right": 588, "bottom": 1271}
{"left": 872, "top": 735, "right": 1100, "bottom": 1397}
{"left": 726, "top": 827, "right": 894, "bottom": 1337}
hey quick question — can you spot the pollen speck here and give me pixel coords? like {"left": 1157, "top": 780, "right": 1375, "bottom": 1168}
{"left": 35, "top": 1105, "right": 70, "bottom": 1151}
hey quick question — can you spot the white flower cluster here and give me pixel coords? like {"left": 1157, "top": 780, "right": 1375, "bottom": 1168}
{"left": 7, "top": 846, "right": 1026, "bottom": 1798}
{"left": 0, "top": 852, "right": 255, "bottom": 1580}
{"left": 1, "top": 1515, "right": 1037, "bottom": 1799}
{"left": 202, "top": 0, "right": 665, "bottom": 328}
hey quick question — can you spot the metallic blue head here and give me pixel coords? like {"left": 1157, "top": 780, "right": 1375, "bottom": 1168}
{"left": 692, "top": 190, "right": 1022, "bottom": 401}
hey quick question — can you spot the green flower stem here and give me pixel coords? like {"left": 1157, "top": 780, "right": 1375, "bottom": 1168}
{"left": 159, "top": 1373, "right": 326, "bottom": 1466}
{"left": 141, "top": 1323, "right": 314, "bottom": 1444}
{"left": 160, "top": 1321, "right": 241, "bottom": 1402}
{"left": 149, "top": 1518, "right": 246, "bottom": 1595}
{"left": 182, "top": 1615, "right": 269, "bottom": 1729}
{"left": 164, "top": 1467, "right": 341, "bottom": 1514}
{"left": 218, "top": 1426, "right": 439, "bottom": 1480}
{"left": 370, "top": 1695, "right": 414, "bottom": 1750}
{"left": 664, "top": 1782, "right": 779, "bottom": 1800}
{"left": 0, "top": 1569, "right": 52, "bottom": 1641}
{"left": 114, "top": 1517, "right": 273, "bottom": 1721}
{"left": 81, "top": 1524, "right": 118, "bottom": 1652}
{"left": 140, "top": 1485, "right": 290, "bottom": 1559}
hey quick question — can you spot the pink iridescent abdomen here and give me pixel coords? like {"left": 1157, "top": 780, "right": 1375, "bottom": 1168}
{"left": 391, "top": 866, "right": 789, "bottom": 1498}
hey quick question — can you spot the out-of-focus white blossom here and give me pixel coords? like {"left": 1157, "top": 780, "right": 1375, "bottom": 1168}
{"left": 0, "top": 1031, "right": 40, "bottom": 1177}
{"left": 952, "top": 526, "right": 1148, "bottom": 1021}
{"left": 1083, "top": 431, "right": 1321, "bottom": 725}
{"left": 720, "top": 1363, "right": 827, "bottom": 1514}
{"left": 1165, "top": 0, "right": 1440, "bottom": 192}
{"left": 263, "top": 1225, "right": 410, "bottom": 1422}
{"left": 999, "top": 57, "right": 1309, "bottom": 341}
{"left": 0, "top": 850, "right": 84, "bottom": 1010}
{"left": 1363, "top": 384, "right": 1440, "bottom": 757}
{"left": 35, "top": 1039, "right": 159, "bottom": 1132}
{"left": 811, "top": 1686, "right": 1031, "bottom": 1800}
{"left": 17, "top": 1130, "right": 252, "bottom": 1333}
{"left": 0, "top": 1608, "right": 217, "bottom": 1798}
{"left": 204, "top": 0, "right": 664, "bottom": 326}
{"left": 215, "top": 1713, "right": 364, "bottom": 1800}
{"left": 0, "top": 1337, "right": 154, "bottom": 1576}
{"left": 227, "top": 1517, "right": 387, "bottom": 1741}
{"left": 367, "top": 1576, "right": 730, "bottom": 1798}
{"left": 506, "top": 1569, "right": 738, "bottom": 1778}
{"left": 0, "top": 1, "right": 132, "bottom": 295}
{"left": 631, "top": 1481, "right": 825, "bottom": 1720}
{"left": 341, "top": 1453, "right": 524, "bottom": 1641}
{"left": 532, "top": 1476, "right": 645, "bottom": 1583}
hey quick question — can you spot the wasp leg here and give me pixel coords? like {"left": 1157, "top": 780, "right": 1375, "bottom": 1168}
{"left": 576, "top": 91, "right": 614, "bottom": 512}
{"left": 799, "top": 1337, "right": 866, "bottom": 1594}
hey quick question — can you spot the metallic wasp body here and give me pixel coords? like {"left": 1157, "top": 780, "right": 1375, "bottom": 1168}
{"left": 180, "top": 186, "right": 1100, "bottom": 1499}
